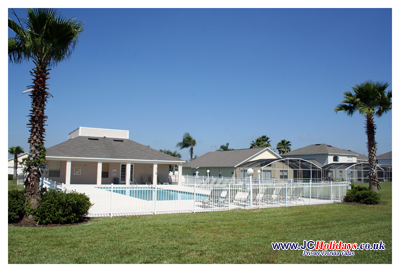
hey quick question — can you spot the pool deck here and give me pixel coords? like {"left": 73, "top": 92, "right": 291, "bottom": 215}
{"left": 67, "top": 185, "right": 341, "bottom": 217}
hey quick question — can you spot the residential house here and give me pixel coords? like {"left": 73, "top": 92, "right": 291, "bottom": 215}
{"left": 182, "top": 147, "right": 281, "bottom": 178}
{"left": 377, "top": 151, "right": 392, "bottom": 165}
{"left": 8, "top": 153, "right": 28, "bottom": 175}
{"left": 281, "top": 143, "right": 363, "bottom": 165}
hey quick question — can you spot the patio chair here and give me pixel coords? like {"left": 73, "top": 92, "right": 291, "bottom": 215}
{"left": 141, "top": 175, "right": 152, "bottom": 185}
{"left": 276, "top": 187, "right": 290, "bottom": 204}
{"left": 288, "top": 187, "right": 304, "bottom": 203}
{"left": 245, "top": 188, "right": 261, "bottom": 205}
{"left": 200, "top": 188, "right": 226, "bottom": 207}
{"left": 260, "top": 186, "right": 276, "bottom": 204}
{"left": 130, "top": 178, "right": 138, "bottom": 185}
{"left": 221, "top": 187, "right": 240, "bottom": 206}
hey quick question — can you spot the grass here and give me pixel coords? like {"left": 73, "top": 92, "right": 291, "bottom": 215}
{"left": 8, "top": 180, "right": 24, "bottom": 191}
{"left": 8, "top": 182, "right": 392, "bottom": 264}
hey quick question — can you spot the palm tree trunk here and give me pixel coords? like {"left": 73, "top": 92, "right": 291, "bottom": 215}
{"left": 22, "top": 63, "right": 49, "bottom": 224}
{"left": 13, "top": 154, "right": 18, "bottom": 180}
{"left": 190, "top": 146, "right": 193, "bottom": 161}
{"left": 366, "top": 115, "right": 379, "bottom": 193}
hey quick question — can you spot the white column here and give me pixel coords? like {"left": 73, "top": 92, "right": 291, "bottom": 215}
{"left": 97, "top": 162, "right": 102, "bottom": 185}
{"left": 153, "top": 163, "right": 158, "bottom": 185}
{"left": 178, "top": 164, "right": 182, "bottom": 185}
{"left": 65, "top": 161, "right": 71, "bottom": 185}
{"left": 126, "top": 163, "right": 131, "bottom": 185}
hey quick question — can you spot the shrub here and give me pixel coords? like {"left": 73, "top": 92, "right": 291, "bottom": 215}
{"left": 35, "top": 189, "right": 92, "bottom": 224}
{"left": 8, "top": 174, "right": 13, "bottom": 180}
{"left": 343, "top": 185, "right": 380, "bottom": 204}
{"left": 8, "top": 189, "right": 25, "bottom": 223}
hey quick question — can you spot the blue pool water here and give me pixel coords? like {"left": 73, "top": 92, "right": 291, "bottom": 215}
{"left": 102, "top": 187, "right": 209, "bottom": 201}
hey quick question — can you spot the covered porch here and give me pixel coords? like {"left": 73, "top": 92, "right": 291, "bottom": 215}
{"left": 45, "top": 159, "right": 183, "bottom": 186}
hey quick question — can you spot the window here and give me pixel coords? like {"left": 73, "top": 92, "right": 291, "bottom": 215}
{"left": 333, "top": 156, "right": 339, "bottom": 162}
{"left": 193, "top": 170, "right": 196, "bottom": 176}
{"left": 280, "top": 170, "right": 288, "bottom": 179}
{"left": 347, "top": 156, "right": 353, "bottom": 163}
{"left": 219, "top": 169, "right": 222, "bottom": 178}
{"left": 48, "top": 161, "right": 61, "bottom": 177}
{"left": 102, "top": 163, "right": 109, "bottom": 178}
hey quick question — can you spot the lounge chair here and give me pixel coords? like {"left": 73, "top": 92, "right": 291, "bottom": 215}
{"left": 222, "top": 187, "right": 240, "bottom": 206}
{"left": 288, "top": 187, "right": 304, "bottom": 203}
{"left": 201, "top": 188, "right": 226, "bottom": 207}
{"left": 260, "top": 187, "right": 276, "bottom": 204}
{"left": 246, "top": 188, "right": 261, "bottom": 205}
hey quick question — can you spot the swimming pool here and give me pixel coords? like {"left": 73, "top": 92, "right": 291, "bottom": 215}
{"left": 102, "top": 187, "right": 209, "bottom": 201}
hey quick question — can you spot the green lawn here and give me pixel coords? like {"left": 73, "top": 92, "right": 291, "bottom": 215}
{"left": 8, "top": 182, "right": 392, "bottom": 264}
{"left": 8, "top": 180, "right": 24, "bottom": 191}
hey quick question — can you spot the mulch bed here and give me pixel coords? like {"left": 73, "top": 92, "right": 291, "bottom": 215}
{"left": 338, "top": 201, "right": 387, "bottom": 206}
{"left": 8, "top": 217, "right": 92, "bottom": 227}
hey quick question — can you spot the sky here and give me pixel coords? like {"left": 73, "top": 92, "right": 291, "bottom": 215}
{"left": 6, "top": 5, "right": 393, "bottom": 162}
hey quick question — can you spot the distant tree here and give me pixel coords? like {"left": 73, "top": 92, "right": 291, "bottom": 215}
{"left": 8, "top": 146, "right": 25, "bottom": 180}
{"left": 219, "top": 143, "right": 233, "bottom": 151}
{"left": 334, "top": 80, "right": 392, "bottom": 193}
{"left": 176, "top": 133, "right": 197, "bottom": 161}
{"left": 250, "top": 135, "right": 271, "bottom": 148}
{"left": 160, "top": 149, "right": 182, "bottom": 158}
{"left": 160, "top": 149, "right": 181, "bottom": 171}
{"left": 276, "top": 139, "right": 291, "bottom": 154}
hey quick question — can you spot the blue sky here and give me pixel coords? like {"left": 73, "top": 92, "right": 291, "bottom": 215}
{"left": 7, "top": 7, "right": 392, "bottom": 161}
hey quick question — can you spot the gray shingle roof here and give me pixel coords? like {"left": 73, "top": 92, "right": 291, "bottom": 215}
{"left": 46, "top": 136, "right": 184, "bottom": 162}
{"left": 182, "top": 148, "right": 270, "bottom": 168}
{"left": 377, "top": 151, "right": 392, "bottom": 160}
{"left": 282, "top": 144, "right": 360, "bottom": 157}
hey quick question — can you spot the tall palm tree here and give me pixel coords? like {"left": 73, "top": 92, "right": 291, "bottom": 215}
{"left": 250, "top": 135, "right": 271, "bottom": 148}
{"left": 8, "top": 9, "right": 83, "bottom": 222}
{"left": 334, "top": 81, "right": 392, "bottom": 192}
{"left": 176, "top": 133, "right": 197, "bottom": 161}
{"left": 8, "top": 146, "right": 25, "bottom": 180}
{"left": 276, "top": 139, "right": 291, "bottom": 154}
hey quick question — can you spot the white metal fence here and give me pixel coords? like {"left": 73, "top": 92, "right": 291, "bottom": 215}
{"left": 62, "top": 179, "right": 350, "bottom": 217}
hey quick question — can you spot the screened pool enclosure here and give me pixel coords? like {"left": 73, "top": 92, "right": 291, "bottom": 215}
{"left": 236, "top": 158, "right": 323, "bottom": 183}
{"left": 235, "top": 158, "right": 391, "bottom": 183}
{"left": 323, "top": 162, "right": 392, "bottom": 183}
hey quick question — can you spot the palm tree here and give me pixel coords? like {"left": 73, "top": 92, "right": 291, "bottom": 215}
{"left": 219, "top": 143, "right": 233, "bottom": 151}
{"left": 8, "top": 9, "right": 83, "bottom": 222}
{"left": 276, "top": 139, "right": 291, "bottom": 154}
{"left": 250, "top": 135, "right": 271, "bottom": 148}
{"left": 176, "top": 133, "right": 197, "bottom": 161}
{"left": 8, "top": 146, "right": 25, "bottom": 180}
{"left": 334, "top": 81, "right": 392, "bottom": 192}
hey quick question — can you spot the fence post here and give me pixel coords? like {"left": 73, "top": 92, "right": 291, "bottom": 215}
{"left": 331, "top": 180, "right": 333, "bottom": 203}
{"left": 110, "top": 183, "right": 113, "bottom": 217}
{"left": 193, "top": 182, "right": 196, "bottom": 213}
{"left": 309, "top": 180, "right": 311, "bottom": 206}
{"left": 154, "top": 184, "right": 157, "bottom": 214}
{"left": 285, "top": 183, "right": 288, "bottom": 207}
{"left": 228, "top": 184, "right": 230, "bottom": 211}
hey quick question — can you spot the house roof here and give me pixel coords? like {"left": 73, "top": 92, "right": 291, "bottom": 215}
{"left": 46, "top": 136, "right": 184, "bottom": 163}
{"left": 377, "top": 151, "right": 392, "bottom": 160}
{"left": 182, "top": 148, "right": 275, "bottom": 168}
{"left": 282, "top": 144, "right": 361, "bottom": 157}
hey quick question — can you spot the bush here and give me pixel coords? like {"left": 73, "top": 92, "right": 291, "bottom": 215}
{"left": 34, "top": 189, "right": 92, "bottom": 224}
{"left": 8, "top": 189, "right": 25, "bottom": 223}
{"left": 343, "top": 185, "right": 380, "bottom": 204}
{"left": 8, "top": 174, "right": 13, "bottom": 180}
